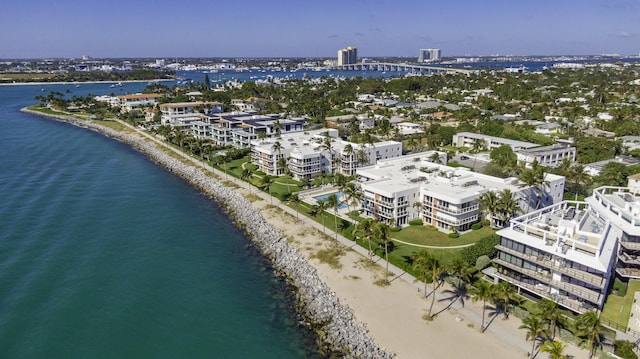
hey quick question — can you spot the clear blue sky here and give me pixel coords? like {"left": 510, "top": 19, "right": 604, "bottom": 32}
{"left": 2, "top": 0, "right": 638, "bottom": 59}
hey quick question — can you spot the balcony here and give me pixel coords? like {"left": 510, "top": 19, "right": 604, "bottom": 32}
{"left": 620, "top": 241, "right": 640, "bottom": 251}
{"left": 619, "top": 253, "right": 640, "bottom": 266}
{"left": 434, "top": 215, "right": 478, "bottom": 226}
{"left": 495, "top": 245, "right": 606, "bottom": 288}
{"left": 433, "top": 202, "right": 479, "bottom": 215}
{"left": 489, "top": 269, "right": 596, "bottom": 314}
{"left": 494, "top": 258, "right": 603, "bottom": 304}
{"left": 617, "top": 267, "right": 640, "bottom": 279}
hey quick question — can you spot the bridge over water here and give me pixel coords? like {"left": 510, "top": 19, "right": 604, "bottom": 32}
{"left": 333, "top": 62, "right": 477, "bottom": 75}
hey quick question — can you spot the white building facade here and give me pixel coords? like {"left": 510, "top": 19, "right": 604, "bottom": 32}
{"left": 356, "top": 153, "right": 565, "bottom": 229}
{"left": 250, "top": 129, "right": 402, "bottom": 179}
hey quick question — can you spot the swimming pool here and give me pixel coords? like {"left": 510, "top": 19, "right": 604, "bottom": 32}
{"left": 312, "top": 192, "right": 349, "bottom": 209}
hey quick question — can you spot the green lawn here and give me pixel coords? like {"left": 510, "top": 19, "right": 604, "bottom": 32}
{"left": 392, "top": 225, "right": 494, "bottom": 247}
{"left": 446, "top": 161, "right": 472, "bottom": 169}
{"left": 601, "top": 279, "right": 640, "bottom": 329}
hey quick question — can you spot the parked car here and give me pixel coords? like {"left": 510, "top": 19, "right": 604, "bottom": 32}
{"left": 460, "top": 155, "right": 469, "bottom": 160}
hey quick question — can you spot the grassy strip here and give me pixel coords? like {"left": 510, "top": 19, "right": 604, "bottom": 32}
{"left": 601, "top": 279, "right": 640, "bottom": 329}
{"left": 392, "top": 225, "right": 494, "bottom": 247}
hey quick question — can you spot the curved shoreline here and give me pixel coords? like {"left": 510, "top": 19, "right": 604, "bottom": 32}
{"left": 20, "top": 108, "right": 393, "bottom": 359}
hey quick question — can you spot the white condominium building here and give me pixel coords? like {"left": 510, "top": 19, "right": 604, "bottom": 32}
{"left": 250, "top": 129, "right": 402, "bottom": 179}
{"left": 490, "top": 199, "right": 616, "bottom": 313}
{"left": 211, "top": 112, "right": 306, "bottom": 148}
{"left": 356, "top": 153, "right": 565, "bottom": 229}
{"left": 116, "top": 93, "right": 165, "bottom": 112}
{"left": 452, "top": 132, "right": 538, "bottom": 152}
{"left": 516, "top": 145, "right": 576, "bottom": 168}
{"left": 338, "top": 46, "right": 358, "bottom": 66}
{"left": 418, "top": 48, "right": 441, "bottom": 62}
{"left": 159, "top": 101, "right": 223, "bottom": 126}
{"left": 489, "top": 184, "right": 640, "bottom": 314}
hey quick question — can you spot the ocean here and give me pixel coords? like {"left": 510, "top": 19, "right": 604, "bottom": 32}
{"left": 0, "top": 83, "right": 323, "bottom": 358}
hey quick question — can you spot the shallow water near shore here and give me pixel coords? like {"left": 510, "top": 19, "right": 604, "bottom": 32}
{"left": 0, "top": 85, "right": 323, "bottom": 357}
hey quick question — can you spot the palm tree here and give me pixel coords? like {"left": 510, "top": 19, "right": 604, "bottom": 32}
{"left": 567, "top": 164, "right": 592, "bottom": 201}
{"left": 373, "top": 222, "right": 391, "bottom": 283}
{"left": 241, "top": 168, "right": 252, "bottom": 194}
{"left": 471, "top": 138, "right": 485, "bottom": 171}
{"left": 538, "top": 299, "right": 564, "bottom": 340}
{"left": 496, "top": 189, "right": 521, "bottom": 228}
{"left": 342, "top": 182, "right": 362, "bottom": 213}
{"left": 447, "top": 257, "right": 475, "bottom": 285}
{"left": 412, "top": 250, "right": 431, "bottom": 297}
{"left": 288, "top": 192, "right": 301, "bottom": 222}
{"left": 220, "top": 155, "right": 229, "bottom": 180}
{"left": 493, "top": 281, "right": 519, "bottom": 319}
{"left": 520, "top": 315, "right": 548, "bottom": 358}
{"left": 356, "top": 218, "right": 375, "bottom": 259}
{"left": 519, "top": 168, "right": 538, "bottom": 213}
{"left": 412, "top": 201, "right": 422, "bottom": 220}
{"left": 425, "top": 253, "right": 443, "bottom": 318}
{"left": 271, "top": 141, "right": 283, "bottom": 175}
{"left": 355, "top": 146, "right": 369, "bottom": 168}
{"left": 470, "top": 280, "right": 494, "bottom": 332}
{"left": 429, "top": 151, "right": 442, "bottom": 164}
{"left": 326, "top": 193, "right": 340, "bottom": 242}
{"left": 574, "top": 311, "right": 605, "bottom": 359}
{"left": 540, "top": 340, "right": 567, "bottom": 359}
{"left": 261, "top": 175, "right": 275, "bottom": 204}
{"left": 476, "top": 190, "right": 500, "bottom": 227}
{"left": 314, "top": 199, "right": 329, "bottom": 236}
{"left": 342, "top": 143, "right": 354, "bottom": 175}
{"left": 530, "top": 159, "right": 550, "bottom": 209}
{"left": 322, "top": 135, "right": 335, "bottom": 174}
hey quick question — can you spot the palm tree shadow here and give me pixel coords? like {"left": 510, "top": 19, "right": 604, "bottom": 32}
{"left": 482, "top": 304, "right": 504, "bottom": 332}
{"left": 434, "top": 281, "right": 469, "bottom": 317}
{"left": 389, "top": 270, "right": 406, "bottom": 283}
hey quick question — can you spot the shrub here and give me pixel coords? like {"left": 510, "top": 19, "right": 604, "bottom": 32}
{"left": 448, "top": 232, "right": 460, "bottom": 238}
{"left": 460, "top": 234, "right": 500, "bottom": 266}
{"left": 613, "top": 278, "right": 628, "bottom": 297}
{"left": 470, "top": 222, "right": 483, "bottom": 230}
{"left": 615, "top": 340, "right": 638, "bottom": 359}
{"left": 475, "top": 255, "right": 491, "bottom": 271}
{"left": 390, "top": 227, "right": 401, "bottom": 232}
{"left": 409, "top": 219, "right": 423, "bottom": 226}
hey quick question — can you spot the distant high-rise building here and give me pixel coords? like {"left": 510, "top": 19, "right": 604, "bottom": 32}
{"left": 338, "top": 46, "right": 358, "bottom": 66}
{"left": 418, "top": 49, "right": 441, "bottom": 62}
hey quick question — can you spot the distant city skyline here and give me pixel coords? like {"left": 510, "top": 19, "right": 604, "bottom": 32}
{"left": 2, "top": 0, "right": 639, "bottom": 59}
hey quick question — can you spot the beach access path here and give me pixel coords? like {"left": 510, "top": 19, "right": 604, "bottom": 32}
{"left": 116, "top": 118, "right": 587, "bottom": 359}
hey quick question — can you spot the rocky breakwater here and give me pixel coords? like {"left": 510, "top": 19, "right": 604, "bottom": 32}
{"left": 21, "top": 109, "right": 394, "bottom": 359}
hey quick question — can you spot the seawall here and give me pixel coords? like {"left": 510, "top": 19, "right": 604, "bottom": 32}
{"left": 20, "top": 108, "right": 394, "bottom": 359}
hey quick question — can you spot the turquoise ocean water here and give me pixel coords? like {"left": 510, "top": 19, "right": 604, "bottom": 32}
{"left": 0, "top": 81, "right": 326, "bottom": 358}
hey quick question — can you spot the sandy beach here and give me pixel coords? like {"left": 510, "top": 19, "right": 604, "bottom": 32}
{"left": 24, "top": 111, "right": 588, "bottom": 358}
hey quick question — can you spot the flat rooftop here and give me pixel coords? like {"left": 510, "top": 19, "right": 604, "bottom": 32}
{"left": 517, "top": 145, "right": 575, "bottom": 156}
{"left": 358, "top": 153, "right": 523, "bottom": 202}
{"left": 455, "top": 132, "right": 538, "bottom": 149}
{"left": 498, "top": 201, "right": 616, "bottom": 271}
